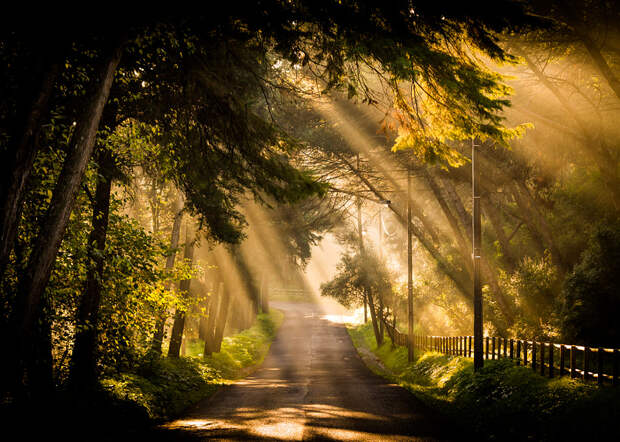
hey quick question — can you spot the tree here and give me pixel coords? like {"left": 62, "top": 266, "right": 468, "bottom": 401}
{"left": 321, "top": 248, "right": 392, "bottom": 346}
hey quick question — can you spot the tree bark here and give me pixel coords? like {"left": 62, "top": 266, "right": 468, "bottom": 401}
{"left": 13, "top": 43, "right": 122, "bottom": 393}
{"left": 259, "top": 272, "right": 269, "bottom": 314}
{"left": 482, "top": 200, "right": 518, "bottom": 271}
{"left": 510, "top": 182, "right": 566, "bottom": 276}
{"left": 423, "top": 168, "right": 472, "bottom": 271}
{"left": 204, "top": 281, "right": 223, "bottom": 356}
{"left": 213, "top": 282, "right": 231, "bottom": 353}
{"left": 168, "top": 223, "right": 195, "bottom": 358}
{"left": 151, "top": 195, "right": 184, "bottom": 354}
{"left": 0, "top": 62, "right": 60, "bottom": 281}
{"left": 366, "top": 288, "right": 383, "bottom": 347}
{"left": 70, "top": 151, "right": 113, "bottom": 390}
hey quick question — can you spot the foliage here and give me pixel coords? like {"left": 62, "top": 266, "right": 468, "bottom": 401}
{"left": 101, "top": 309, "right": 283, "bottom": 421}
{"left": 348, "top": 321, "right": 620, "bottom": 441}
{"left": 502, "top": 252, "right": 561, "bottom": 340}
{"left": 562, "top": 223, "right": 620, "bottom": 347}
{"left": 320, "top": 247, "right": 392, "bottom": 309}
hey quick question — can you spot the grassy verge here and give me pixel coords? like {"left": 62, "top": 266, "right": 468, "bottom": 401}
{"left": 348, "top": 321, "right": 620, "bottom": 441}
{"left": 100, "top": 309, "right": 284, "bottom": 423}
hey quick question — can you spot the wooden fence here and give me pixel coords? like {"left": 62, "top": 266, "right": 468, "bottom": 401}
{"left": 384, "top": 323, "right": 619, "bottom": 386}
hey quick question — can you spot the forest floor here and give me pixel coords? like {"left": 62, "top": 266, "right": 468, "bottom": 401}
{"left": 149, "top": 301, "right": 459, "bottom": 441}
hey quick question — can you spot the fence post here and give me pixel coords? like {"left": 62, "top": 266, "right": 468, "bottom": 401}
{"left": 570, "top": 345, "right": 576, "bottom": 378}
{"left": 559, "top": 345, "right": 565, "bottom": 377}
{"left": 549, "top": 344, "right": 554, "bottom": 378}
{"left": 516, "top": 340, "right": 521, "bottom": 365}
{"left": 584, "top": 347, "right": 590, "bottom": 381}
{"left": 598, "top": 348, "right": 603, "bottom": 385}
{"left": 486, "top": 336, "right": 489, "bottom": 360}
{"left": 504, "top": 338, "right": 508, "bottom": 358}
{"left": 532, "top": 341, "right": 537, "bottom": 371}
{"left": 510, "top": 339, "right": 514, "bottom": 360}
{"left": 492, "top": 337, "right": 496, "bottom": 360}
{"left": 540, "top": 342, "right": 545, "bottom": 376}
{"left": 524, "top": 341, "right": 528, "bottom": 366}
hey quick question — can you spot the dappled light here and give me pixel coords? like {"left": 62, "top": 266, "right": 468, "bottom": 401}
{"left": 2, "top": 2, "right": 620, "bottom": 441}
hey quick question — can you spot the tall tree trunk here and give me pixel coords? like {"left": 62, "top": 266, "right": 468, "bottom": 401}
{"left": 168, "top": 223, "right": 195, "bottom": 358}
{"left": 259, "top": 272, "right": 269, "bottom": 314}
{"left": 366, "top": 288, "right": 383, "bottom": 347}
{"left": 482, "top": 199, "right": 518, "bottom": 271}
{"left": 423, "top": 168, "right": 472, "bottom": 272}
{"left": 510, "top": 182, "right": 566, "bottom": 276}
{"left": 70, "top": 151, "right": 113, "bottom": 390}
{"left": 151, "top": 195, "right": 184, "bottom": 354}
{"left": 204, "top": 281, "right": 223, "bottom": 356}
{"left": 213, "top": 282, "right": 231, "bottom": 353}
{"left": 0, "top": 62, "right": 60, "bottom": 281}
{"left": 231, "top": 246, "right": 259, "bottom": 323}
{"left": 13, "top": 44, "right": 122, "bottom": 394}
{"left": 198, "top": 281, "right": 214, "bottom": 341}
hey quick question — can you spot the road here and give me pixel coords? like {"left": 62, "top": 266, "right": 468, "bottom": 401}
{"left": 154, "top": 302, "right": 458, "bottom": 441}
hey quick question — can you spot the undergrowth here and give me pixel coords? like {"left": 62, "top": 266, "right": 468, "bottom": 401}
{"left": 348, "top": 321, "right": 620, "bottom": 441}
{"left": 100, "top": 309, "right": 283, "bottom": 422}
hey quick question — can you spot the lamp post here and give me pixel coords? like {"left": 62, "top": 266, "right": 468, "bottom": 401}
{"left": 407, "top": 167, "right": 414, "bottom": 362}
{"left": 472, "top": 138, "right": 483, "bottom": 371}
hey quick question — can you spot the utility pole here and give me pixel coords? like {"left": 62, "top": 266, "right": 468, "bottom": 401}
{"left": 357, "top": 153, "right": 367, "bottom": 323}
{"left": 472, "top": 138, "right": 483, "bottom": 371}
{"left": 407, "top": 168, "right": 414, "bottom": 362}
{"left": 378, "top": 208, "right": 383, "bottom": 260}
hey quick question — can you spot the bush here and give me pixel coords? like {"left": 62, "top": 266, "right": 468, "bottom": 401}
{"left": 562, "top": 223, "right": 620, "bottom": 347}
{"left": 348, "top": 321, "right": 620, "bottom": 441}
{"left": 100, "top": 309, "right": 284, "bottom": 422}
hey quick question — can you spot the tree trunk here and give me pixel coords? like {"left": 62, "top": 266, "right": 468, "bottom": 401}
{"left": 510, "top": 182, "right": 566, "bottom": 276}
{"left": 337, "top": 152, "right": 472, "bottom": 300}
{"left": 151, "top": 195, "right": 184, "bottom": 354}
{"left": 423, "top": 168, "right": 472, "bottom": 272}
{"left": 168, "top": 223, "right": 195, "bottom": 358}
{"left": 231, "top": 246, "right": 259, "bottom": 324}
{"left": 366, "top": 288, "right": 383, "bottom": 347}
{"left": 213, "top": 282, "right": 231, "bottom": 353}
{"left": 198, "top": 281, "right": 214, "bottom": 341}
{"left": 259, "top": 272, "right": 269, "bottom": 314}
{"left": 70, "top": 152, "right": 113, "bottom": 390}
{"left": 483, "top": 199, "right": 518, "bottom": 271}
{"left": 13, "top": 44, "right": 122, "bottom": 394}
{"left": 0, "top": 62, "right": 60, "bottom": 281}
{"left": 204, "top": 281, "right": 223, "bottom": 356}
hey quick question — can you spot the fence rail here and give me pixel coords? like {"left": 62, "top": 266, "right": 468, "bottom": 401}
{"left": 383, "top": 322, "right": 619, "bottom": 386}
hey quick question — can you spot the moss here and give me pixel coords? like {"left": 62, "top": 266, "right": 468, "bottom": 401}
{"left": 347, "top": 321, "right": 620, "bottom": 441}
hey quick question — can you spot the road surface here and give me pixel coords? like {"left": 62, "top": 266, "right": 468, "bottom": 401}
{"left": 154, "top": 302, "right": 458, "bottom": 441}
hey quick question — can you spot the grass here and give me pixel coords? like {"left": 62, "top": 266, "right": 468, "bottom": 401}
{"left": 347, "top": 321, "right": 620, "bottom": 441}
{"left": 100, "top": 309, "right": 284, "bottom": 422}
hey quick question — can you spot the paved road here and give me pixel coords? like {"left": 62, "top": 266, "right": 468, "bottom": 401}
{"left": 154, "top": 302, "right": 458, "bottom": 441}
